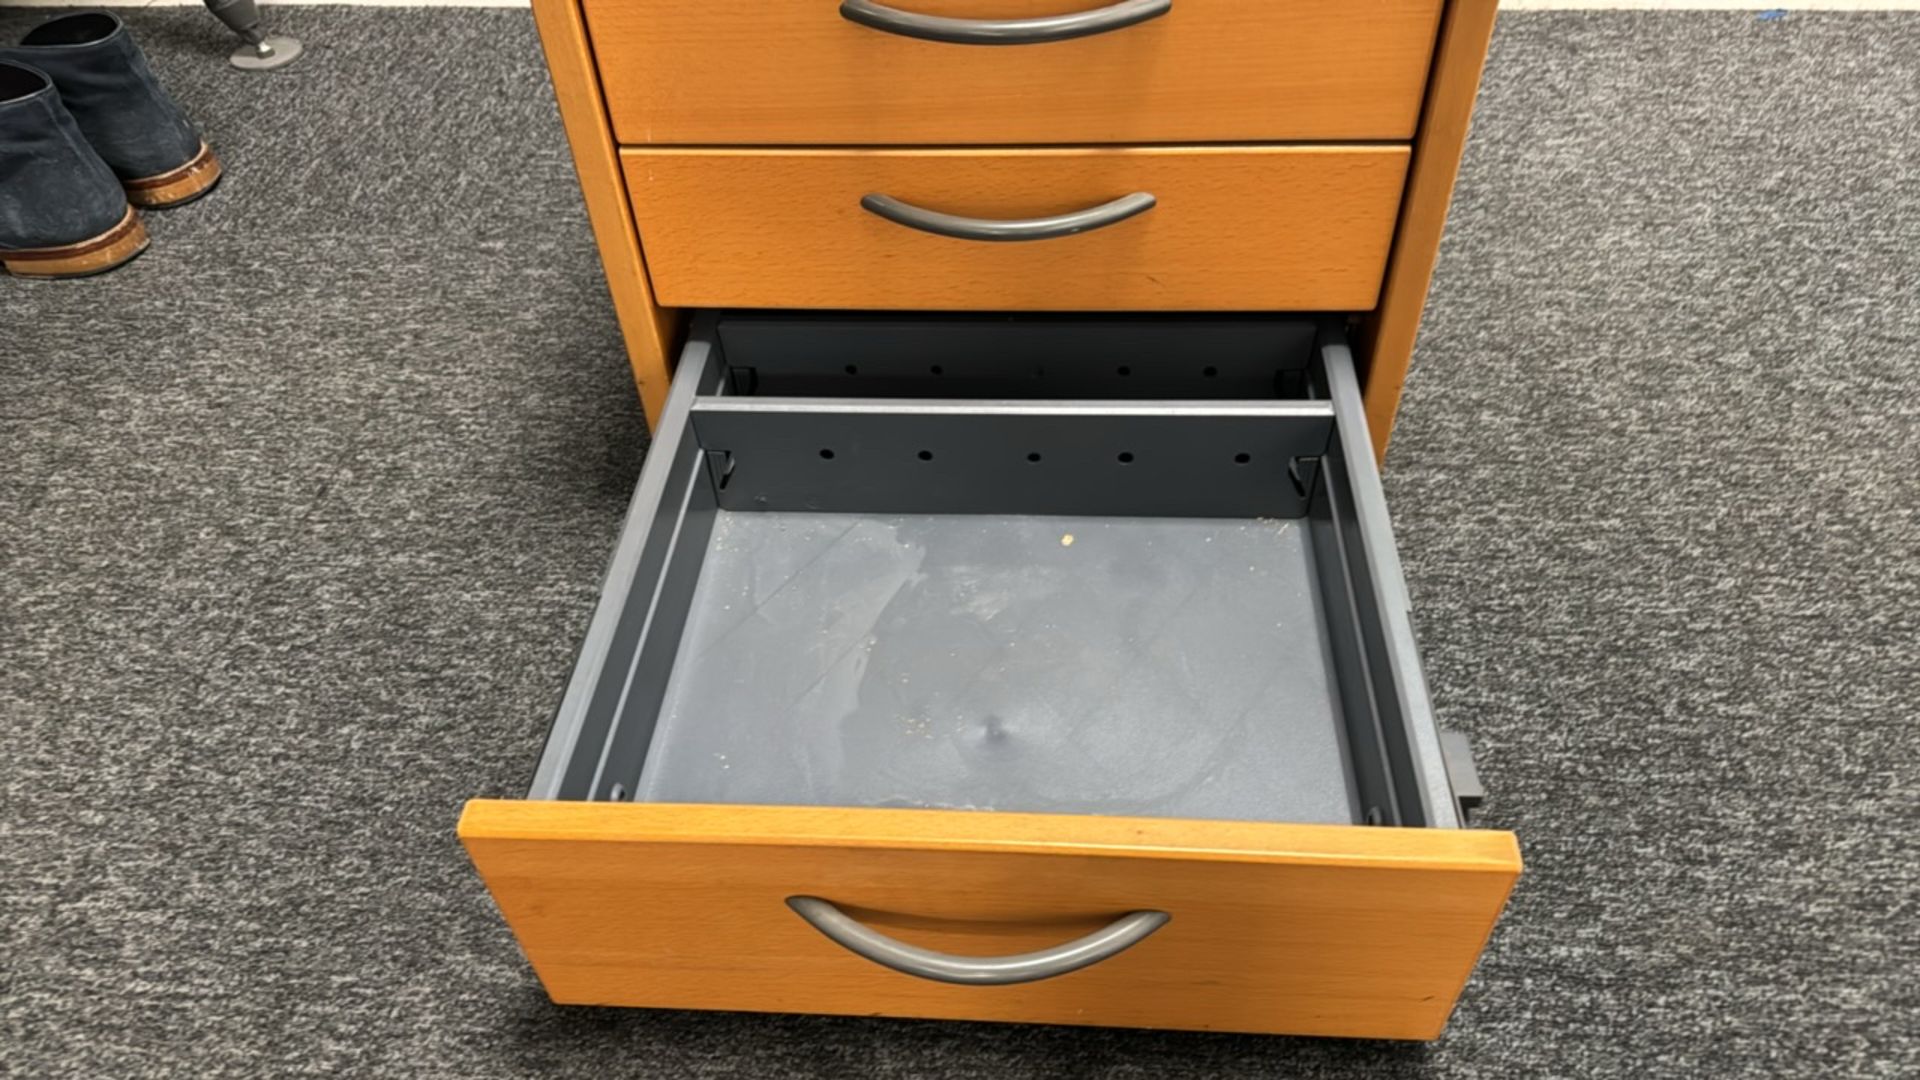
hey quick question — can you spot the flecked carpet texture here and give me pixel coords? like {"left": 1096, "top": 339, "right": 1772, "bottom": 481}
{"left": 3, "top": 7, "right": 1916, "bottom": 1077}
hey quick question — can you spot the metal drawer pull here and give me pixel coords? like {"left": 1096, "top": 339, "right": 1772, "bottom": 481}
{"left": 860, "top": 192, "right": 1156, "bottom": 242}
{"left": 839, "top": 0, "right": 1172, "bottom": 45}
{"left": 786, "top": 896, "right": 1170, "bottom": 985}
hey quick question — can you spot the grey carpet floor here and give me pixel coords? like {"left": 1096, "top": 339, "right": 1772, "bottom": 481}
{"left": 2, "top": 8, "right": 1915, "bottom": 1078}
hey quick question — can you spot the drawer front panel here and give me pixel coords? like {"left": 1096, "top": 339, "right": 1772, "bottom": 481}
{"left": 462, "top": 801, "right": 1520, "bottom": 1039}
{"left": 624, "top": 146, "right": 1410, "bottom": 311}
{"left": 580, "top": 0, "right": 1444, "bottom": 145}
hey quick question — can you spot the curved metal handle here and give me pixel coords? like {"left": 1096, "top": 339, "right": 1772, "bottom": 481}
{"left": 840, "top": 0, "right": 1172, "bottom": 45}
{"left": 860, "top": 192, "right": 1156, "bottom": 243}
{"left": 786, "top": 896, "right": 1170, "bottom": 986}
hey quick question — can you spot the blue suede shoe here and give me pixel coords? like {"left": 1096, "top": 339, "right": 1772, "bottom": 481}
{"left": 0, "top": 60, "right": 146, "bottom": 278}
{"left": 1, "top": 11, "right": 221, "bottom": 208}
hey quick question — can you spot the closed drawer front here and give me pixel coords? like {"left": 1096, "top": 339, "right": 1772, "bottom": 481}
{"left": 625, "top": 146, "right": 1411, "bottom": 311}
{"left": 581, "top": 0, "right": 1445, "bottom": 145}
{"left": 463, "top": 316, "right": 1520, "bottom": 1038}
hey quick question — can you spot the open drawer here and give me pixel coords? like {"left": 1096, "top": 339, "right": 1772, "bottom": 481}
{"left": 460, "top": 314, "right": 1520, "bottom": 1040}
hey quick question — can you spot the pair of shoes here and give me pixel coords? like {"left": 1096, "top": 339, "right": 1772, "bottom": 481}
{"left": 1, "top": 11, "right": 219, "bottom": 279}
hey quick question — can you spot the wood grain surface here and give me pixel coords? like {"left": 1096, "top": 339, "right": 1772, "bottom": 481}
{"left": 1359, "top": 0, "right": 1500, "bottom": 461}
{"left": 581, "top": 0, "right": 1444, "bottom": 146}
{"left": 623, "top": 145, "right": 1411, "bottom": 312}
{"left": 530, "top": 0, "right": 682, "bottom": 425}
{"left": 462, "top": 800, "right": 1521, "bottom": 1038}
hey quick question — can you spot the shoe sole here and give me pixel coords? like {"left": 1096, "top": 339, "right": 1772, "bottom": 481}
{"left": 124, "top": 142, "right": 222, "bottom": 208}
{"left": 1, "top": 205, "right": 150, "bottom": 279}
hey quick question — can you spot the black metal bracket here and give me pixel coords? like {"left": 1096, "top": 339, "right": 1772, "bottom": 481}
{"left": 689, "top": 397, "right": 1335, "bottom": 518}
{"left": 703, "top": 449, "right": 735, "bottom": 492}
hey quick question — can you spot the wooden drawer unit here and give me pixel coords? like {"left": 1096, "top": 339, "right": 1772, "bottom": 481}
{"left": 463, "top": 316, "right": 1520, "bottom": 1039}
{"left": 511, "top": 0, "right": 1508, "bottom": 1040}
{"left": 578, "top": 0, "right": 1446, "bottom": 146}
{"left": 529, "top": 0, "right": 1498, "bottom": 450}
{"left": 626, "top": 146, "right": 1409, "bottom": 311}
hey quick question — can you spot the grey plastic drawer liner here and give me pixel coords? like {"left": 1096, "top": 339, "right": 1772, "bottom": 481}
{"left": 529, "top": 314, "right": 1463, "bottom": 830}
